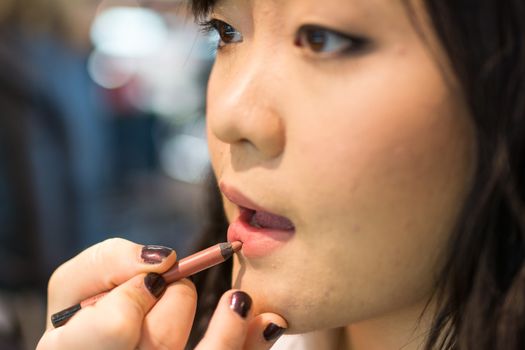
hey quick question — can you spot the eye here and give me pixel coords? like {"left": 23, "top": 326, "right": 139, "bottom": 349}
{"left": 200, "top": 18, "right": 243, "bottom": 49}
{"left": 295, "top": 25, "right": 367, "bottom": 56}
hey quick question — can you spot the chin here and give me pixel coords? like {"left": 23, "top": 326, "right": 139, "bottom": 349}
{"left": 231, "top": 270, "right": 345, "bottom": 334}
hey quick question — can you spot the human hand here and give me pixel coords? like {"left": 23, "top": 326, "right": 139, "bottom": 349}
{"left": 37, "top": 238, "right": 287, "bottom": 349}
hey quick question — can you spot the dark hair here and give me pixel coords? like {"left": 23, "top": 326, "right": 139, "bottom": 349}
{"left": 419, "top": 1, "right": 525, "bottom": 349}
{"left": 188, "top": 1, "right": 525, "bottom": 349}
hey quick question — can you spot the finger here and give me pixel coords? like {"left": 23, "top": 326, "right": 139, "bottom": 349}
{"left": 245, "top": 313, "right": 288, "bottom": 350}
{"left": 47, "top": 238, "right": 176, "bottom": 327}
{"left": 40, "top": 272, "right": 166, "bottom": 350}
{"left": 196, "top": 290, "right": 253, "bottom": 350}
{"left": 139, "top": 278, "right": 197, "bottom": 350}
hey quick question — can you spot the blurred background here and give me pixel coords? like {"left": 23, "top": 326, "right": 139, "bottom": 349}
{"left": 0, "top": 0, "right": 216, "bottom": 348}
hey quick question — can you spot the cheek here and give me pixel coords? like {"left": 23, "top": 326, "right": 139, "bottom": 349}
{"left": 300, "top": 74, "right": 472, "bottom": 269}
{"left": 245, "top": 60, "right": 474, "bottom": 331}
{"left": 206, "top": 116, "right": 227, "bottom": 177}
{"left": 288, "top": 47, "right": 475, "bottom": 235}
{"left": 206, "top": 114, "right": 239, "bottom": 224}
{"left": 206, "top": 123, "right": 219, "bottom": 171}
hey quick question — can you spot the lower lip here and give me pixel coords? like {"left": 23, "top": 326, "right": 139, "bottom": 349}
{"left": 227, "top": 218, "right": 295, "bottom": 258}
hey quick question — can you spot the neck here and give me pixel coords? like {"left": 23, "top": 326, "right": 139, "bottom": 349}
{"left": 341, "top": 298, "right": 436, "bottom": 350}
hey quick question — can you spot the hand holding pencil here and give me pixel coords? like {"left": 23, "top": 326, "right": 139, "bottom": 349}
{"left": 51, "top": 241, "right": 242, "bottom": 328}
{"left": 36, "top": 238, "right": 287, "bottom": 350}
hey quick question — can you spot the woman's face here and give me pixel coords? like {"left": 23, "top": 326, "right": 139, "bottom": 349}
{"left": 207, "top": 0, "right": 475, "bottom": 333}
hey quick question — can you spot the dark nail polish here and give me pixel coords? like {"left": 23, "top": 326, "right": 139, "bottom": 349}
{"left": 144, "top": 273, "right": 166, "bottom": 298}
{"left": 141, "top": 245, "right": 172, "bottom": 264}
{"left": 230, "top": 291, "right": 252, "bottom": 318}
{"left": 263, "top": 323, "right": 286, "bottom": 341}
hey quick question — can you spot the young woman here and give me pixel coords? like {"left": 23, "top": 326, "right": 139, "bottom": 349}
{"left": 37, "top": 0, "right": 525, "bottom": 349}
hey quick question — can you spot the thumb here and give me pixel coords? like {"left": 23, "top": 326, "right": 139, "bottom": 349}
{"left": 39, "top": 273, "right": 166, "bottom": 350}
{"left": 196, "top": 290, "right": 253, "bottom": 350}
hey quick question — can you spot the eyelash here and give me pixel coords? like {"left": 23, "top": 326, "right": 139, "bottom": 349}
{"left": 199, "top": 18, "right": 243, "bottom": 50}
{"left": 199, "top": 19, "right": 369, "bottom": 57}
{"left": 295, "top": 25, "right": 368, "bottom": 56}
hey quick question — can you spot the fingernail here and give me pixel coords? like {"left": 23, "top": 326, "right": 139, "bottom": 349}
{"left": 230, "top": 291, "right": 252, "bottom": 318}
{"left": 263, "top": 323, "right": 286, "bottom": 341}
{"left": 144, "top": 273, "right": 166, "bottom": 298}
{"left": 141, "top": 245, "right": 172, "bottom": 264}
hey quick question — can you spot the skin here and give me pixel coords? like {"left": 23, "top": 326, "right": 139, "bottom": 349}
{"left": 38, "top": 238, "right": 287, "bottom": 350}
{"left": 207, "top": 0, "right": 475, "bottom": 348}
{"left": 38, "top": 0, "right": 475, "bottom": 349}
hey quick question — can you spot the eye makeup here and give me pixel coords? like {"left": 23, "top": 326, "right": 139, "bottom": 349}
{"left": 200, "top": 18, "right": 243, "bottom": 48}
{"left": 294, "top": 24, "right": 369, "bottom": 56}
{"left": 200, "top": 16, "right": 370, "bottom": 59}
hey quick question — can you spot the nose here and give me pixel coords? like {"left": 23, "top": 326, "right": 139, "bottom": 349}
{"left": 207, "top": 56, "right": 286, "bottom": 160}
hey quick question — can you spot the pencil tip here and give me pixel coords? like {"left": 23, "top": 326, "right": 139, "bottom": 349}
{"left": 231, "top": 241, "right": 243, "bottom": 252}
{"left": 219, "top": 241, "right": 243, "bottom": 259}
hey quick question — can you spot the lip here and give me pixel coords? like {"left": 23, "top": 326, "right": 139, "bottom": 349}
{"left": 220, "top": 183, "right": 295, "bottom": 258}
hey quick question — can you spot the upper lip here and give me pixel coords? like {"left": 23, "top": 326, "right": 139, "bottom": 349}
{"left": 220, "top": 182, "right": 296, "bottom": 232}
{"left": 220, "top": 182, "right": 270, "bottom": 213}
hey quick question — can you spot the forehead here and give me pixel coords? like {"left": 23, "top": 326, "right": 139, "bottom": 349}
{"left": 211, "top": 0, "right": 411, "bottom": 17}
{"left": 212, "top": 0, "right": 421, "bottom": 30}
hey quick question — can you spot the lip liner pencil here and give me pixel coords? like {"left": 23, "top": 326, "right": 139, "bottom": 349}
{"left": 51, "top": 241, "right": 243, "bottom": 328}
